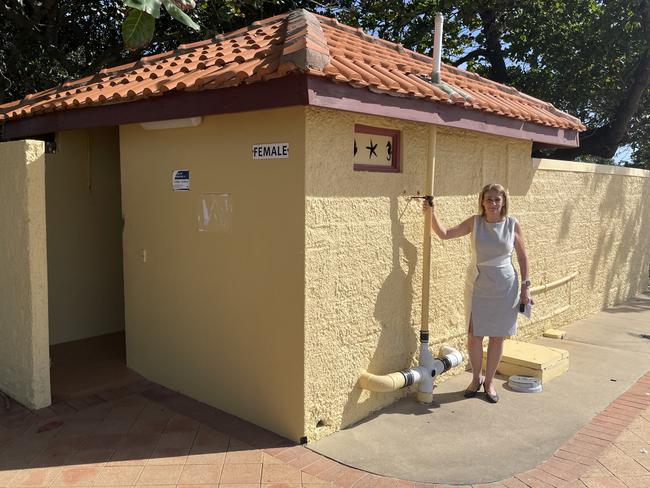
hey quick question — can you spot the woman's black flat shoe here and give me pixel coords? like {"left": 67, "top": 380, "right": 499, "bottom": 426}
{"left": 463, "top": 378, "right": 484, "bottom": 398}
{"left": 484, "top": 384, "right": 499, "bottom": 403}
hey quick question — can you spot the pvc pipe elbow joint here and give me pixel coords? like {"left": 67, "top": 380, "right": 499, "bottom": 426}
{"left": 430, "top": 346, "right": 464, "bottom": 376}
{"left": 417, "top": 345, "right": 463, "bottom": 403}
{"left": 359, "top": 370, "right": 408, "bottom": 393}
{"left": 439, "top": 345, "right": 463, "bottom": 369}
{"left": 358, "top": 346, "right": 464, "bottom": 393}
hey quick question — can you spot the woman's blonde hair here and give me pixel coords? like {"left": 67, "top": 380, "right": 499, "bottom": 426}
{"left": 478, "top": 183, "right": 508, "bottom": 217}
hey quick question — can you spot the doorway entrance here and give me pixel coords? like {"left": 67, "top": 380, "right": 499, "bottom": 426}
{"left": 49, "top": 332, "right": 142, "bottom": 402}
{"left": 45, "top": 127, "right": 135, "bottom": 402}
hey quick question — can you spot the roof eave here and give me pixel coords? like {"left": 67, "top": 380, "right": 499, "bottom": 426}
{"left": 306, "top": 77, "right": 580, "bottom": 148}
{"left": 1, "top": 74, "right": 579, "bottom": 149}
{"left": 1, "top": 75, "right": 310, "bottom": 141}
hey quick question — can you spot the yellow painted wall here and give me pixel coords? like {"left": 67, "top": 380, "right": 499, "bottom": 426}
{"left": 119, "top": 108, "right": 306, "bottom": 441}
{"left": 512, "top": 159, "right": 650, "bottom": 338}
{"left": 46, "top": 128, "right": 125, "bottom": 345}
{"left": 304, "top": 107, "right": 650, "bottom": 440}
{"left": 0, "top": 140, "right": 50, "bottom": 408}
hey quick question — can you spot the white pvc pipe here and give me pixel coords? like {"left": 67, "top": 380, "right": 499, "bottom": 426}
{"left": 531, "top": 271, "right": 578, "bottom": 295}
{"left": 417, "top": 339, "right": 435, "bottom": 402}
{"left": 432, "top": 13, "right": 444, "bottom": 84}
{"left": 359, "top": 347, "right": 464, "bottom": 393}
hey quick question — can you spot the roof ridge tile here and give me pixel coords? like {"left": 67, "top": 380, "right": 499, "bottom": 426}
{"left": 279, "top": 9, "right": 329, "bottom": 72}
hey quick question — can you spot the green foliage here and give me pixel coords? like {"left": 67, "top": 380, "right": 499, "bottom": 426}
{"left": 123, "top": 8, "right": 156, "bottom": 49}
{"left": 0, "top": 1, "right": 308, "bottom": 104}
{"left": 0, "top": 1, "right": 126, "bottom": 103}
{"left": 161, "top": 0, "right": 200, "bottom": 31}
{"left": 124, "top": 0, "right": 162, "bottom": 18}
{"left": 122, "top": 0, "right": 199, "bottom": 50}
{"left": 0, "top": 0, "right": 648, "bottom": 168}
{"left": 333, "top": 0, "right": 650, "bottom": 166}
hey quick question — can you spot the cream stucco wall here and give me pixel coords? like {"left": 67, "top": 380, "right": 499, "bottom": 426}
{"left": 46, "top": 128, "right": 125, "bottom": 345}
{"left": 120, "top": 108, "right": 306, "bottom": 441}
{"left": 512, "top": 159, "right": 650, "bottom": 338}
{"left": 303, "top": 106, "right": 650, "bottom": 441}
{"left": 0, "top": 140, "right": 51, "bottom": 408}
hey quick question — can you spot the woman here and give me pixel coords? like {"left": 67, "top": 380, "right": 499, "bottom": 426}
{"left": 422, "top": 183, "right": 530, "bottom": 403}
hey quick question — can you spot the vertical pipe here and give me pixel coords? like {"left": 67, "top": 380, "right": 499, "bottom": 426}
{"left": 417, "top": 125, "right": 437, "bottom": 404}
{"left": 480, "top": 145, "right": 486, "bottom": 186}
{"left": 505, "top": 143, "right": 510, "bottom": 192}
{"left": 420, "top": 126, "right": 437, "bottom": 333}
{"left": 431, "top": 13, "right": 444, "bottom": 84}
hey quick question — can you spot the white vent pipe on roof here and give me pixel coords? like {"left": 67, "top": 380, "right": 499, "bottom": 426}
{"left": 431, "top": 13, "right": 444, "bottom": 84}
{"left": 428, "top": 13, "right": 474, "bottom": 102}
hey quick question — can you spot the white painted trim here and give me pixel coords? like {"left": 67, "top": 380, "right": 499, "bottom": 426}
{"left": 533, "top": 158, "right": 649, "bottom": 178}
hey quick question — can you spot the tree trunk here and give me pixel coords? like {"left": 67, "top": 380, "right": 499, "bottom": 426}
{"left": 477, "top": 1, "right": 510, "bottom": 84}
{"left": 546, "top": 0, "right": 650, "bottom": 160}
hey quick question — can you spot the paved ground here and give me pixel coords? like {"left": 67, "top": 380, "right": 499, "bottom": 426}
{"left": 0, "top": 296, "right": 649, "bottom": 487}
{"left": 308, "top": 293, "right": 650, "bottom": 484}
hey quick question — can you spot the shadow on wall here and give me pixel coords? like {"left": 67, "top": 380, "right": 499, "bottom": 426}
{"left": 609, "top": 290, "right": 650, "bottom": 314}
{"left": 333, "top": 146, "right": 538, "bottom": 430}
{"left": 558, "top": 205, "right": 573, "bottom": 242}
{"left": 587, "top": 175, "right": 650, "bottom": 307}
{"left": 339, "top": 196, "right": 418, "bottom": 428}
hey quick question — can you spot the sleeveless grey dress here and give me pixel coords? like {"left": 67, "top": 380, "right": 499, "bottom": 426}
{"left": 470, "top": 215, "right": 519, "bottom": 337}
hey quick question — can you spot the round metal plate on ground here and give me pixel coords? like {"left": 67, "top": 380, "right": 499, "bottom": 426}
{"left": 508, "top": 375, "right": 543, "bottom": 393}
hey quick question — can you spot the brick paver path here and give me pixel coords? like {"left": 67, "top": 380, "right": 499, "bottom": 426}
{"left": 1, "top": 372, "right": 649, "bottom": 488}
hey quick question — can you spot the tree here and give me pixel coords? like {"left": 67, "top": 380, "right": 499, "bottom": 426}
{"left": 331, "top": 0, "right": 650, "bottom": 166}
{"left": 1, "top": 1, "right": 648, "bottom": 167}
{"left": 0, "top": 1, "right": 307, "bottom": 105}
{"left": 0, "top": 1, "right": 126, "bottom": 104}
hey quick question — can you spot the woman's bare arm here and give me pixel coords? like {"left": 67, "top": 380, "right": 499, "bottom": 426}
{"left": 423, "top": 202, "right": 474, "bottom": 240}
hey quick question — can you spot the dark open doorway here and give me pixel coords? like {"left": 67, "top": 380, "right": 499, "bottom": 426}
{"left": 49, "top": 332, "right": 142, "bottom": 402}
{"left": 44, "top": 127, "right": 131, "bottom": 403}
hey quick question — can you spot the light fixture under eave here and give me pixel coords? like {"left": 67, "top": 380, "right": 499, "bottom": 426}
{"left": 140, "top": 116, "right": 202, "bottom": 130}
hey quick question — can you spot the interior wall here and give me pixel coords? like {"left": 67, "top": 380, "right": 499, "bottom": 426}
{"left": 0, "top": 139, "right": 50, "bottom": 408}
{"left": 45, "top": 127, "right": 125, "bottom": 345}
{"left": 119, "top": 107, "right": 306, "bottom": 442}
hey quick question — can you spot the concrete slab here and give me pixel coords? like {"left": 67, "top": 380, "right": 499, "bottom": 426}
{"left": 481, "top": 340, "right": 570, "bottom": 383}
{"left": 307, "top": 294, "right": 650, "bottom": 485}
{"left": 543, "top": 328, "right": 566, "bottom": 339}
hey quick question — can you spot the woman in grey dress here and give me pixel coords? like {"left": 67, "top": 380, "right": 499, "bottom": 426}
{"left": 422, "top": 183, "right": 530, "bottom": 403}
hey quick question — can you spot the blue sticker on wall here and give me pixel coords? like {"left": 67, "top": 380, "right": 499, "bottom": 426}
{"left": 172, "top": 169, "right": 190, "bottom": 191}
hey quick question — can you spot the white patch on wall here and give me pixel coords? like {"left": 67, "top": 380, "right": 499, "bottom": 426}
{"left": 252, "top": 143, "right": 289, "bottom": 159}
{"left": 197, "top": 193, "right": 232, "bottom": 233}
{"left": 172, "top": 169, "right": 190, "bottom": 191}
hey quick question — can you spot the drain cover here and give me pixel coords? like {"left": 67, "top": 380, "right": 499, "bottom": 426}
{"left": 508, "top": 375, "right": 542, "bottom": 393}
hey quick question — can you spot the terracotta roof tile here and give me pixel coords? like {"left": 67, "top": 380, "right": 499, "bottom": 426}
{"left": 0, "top": 9, "right": 585, "bottom": 132}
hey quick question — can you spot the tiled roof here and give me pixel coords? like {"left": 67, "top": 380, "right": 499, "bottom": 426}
{"left": 0, "top": 9, "right": 585, "bottom": 132}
